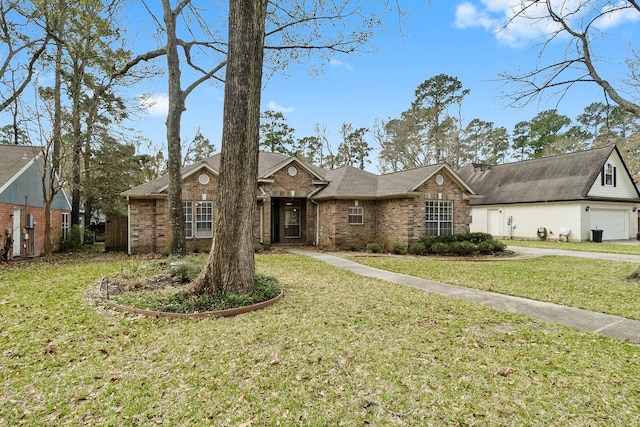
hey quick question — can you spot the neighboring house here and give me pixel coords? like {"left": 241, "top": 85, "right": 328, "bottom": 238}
{"left": 0, "top": 145, "right": 72, "bottom": 257}
{"left": 122, "top": 151, "right": 478, "bottom": 254}
{"left": 457, "top": 145, "right": 640, "bottom": 242}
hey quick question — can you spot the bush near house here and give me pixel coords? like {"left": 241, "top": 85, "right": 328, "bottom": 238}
{"left": 409, "top": 232, "right": 505, "bottom": 256}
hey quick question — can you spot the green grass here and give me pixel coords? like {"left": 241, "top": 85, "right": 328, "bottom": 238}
{"left": 350, "top": 255, "right": 640, "bottom": 320}
{"left": 1, "top": 254, "right": 639, "bottom": 425}
{"left": 503, "top": 239, "right": 640, "bottom": 255}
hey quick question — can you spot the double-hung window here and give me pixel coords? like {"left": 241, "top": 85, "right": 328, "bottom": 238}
{"left": 348, "top": 206, "right": 364, "bottom": 225}
{"left": 195, "top": 201, "right": 213, "bottom": 238}
{"left": 425, "top": 200, "right": 453, "bottom": 236}
{"left": 604, "top": 163, "right": 615, "bottom": 186}
{"left": 61, "top": 213, "right": 70, "bottom": 239}
{"left": 183, "top": 202, "right": 193, "bottom": 238}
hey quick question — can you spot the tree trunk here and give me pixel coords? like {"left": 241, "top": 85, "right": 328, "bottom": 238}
{"left": 70, "top": 59, "right": 84, "bottom": 227}
{"left": 163, "top": 0, "right": 186, "bottom": 257}
{"left": 193, "top": 0, "right": 267, "bottom": 295}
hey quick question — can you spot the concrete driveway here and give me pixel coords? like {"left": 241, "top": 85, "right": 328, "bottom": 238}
{"left": 506, "top": 245, "right": 640, "bottom": 263}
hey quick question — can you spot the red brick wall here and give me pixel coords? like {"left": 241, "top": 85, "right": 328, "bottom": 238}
{"left": 128, "top": 164, "right": 471, "bottom": 254}
{"left": 316, "top": 199, "right": 378, "bottom": 250}
{"left": 0, "top": 202, "right": 69, "bottom": 257}
{"left": 318, "top": 170, "right": 471, "bottom": 250}
{"left": 128, "top": 170, "right": 220, "bottom": 254}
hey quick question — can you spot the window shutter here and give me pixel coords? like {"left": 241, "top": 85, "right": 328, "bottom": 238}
{"left": 613, "top": 167, "right": 617, "bottom": 187}
{"left": 601, "top": 165, "right": 605, "bottom": 186}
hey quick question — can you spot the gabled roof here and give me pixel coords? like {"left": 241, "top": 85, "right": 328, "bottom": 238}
{"left": 0, "top": 145, "right": 41, "bottom": 194}
{"left": 457, "top": 145, "right": 640, "bottom": 205}
{"left": 123, "top": 151, "right": 478, "bottom": 200}
{"left": 314, "top": 166, "right": 379, "bottom": 198}
{"left": 312, "top": 163, "right": 477, "bottom": 200}
{"left": 122, "top": 151, "right": 327, "bottom": 198}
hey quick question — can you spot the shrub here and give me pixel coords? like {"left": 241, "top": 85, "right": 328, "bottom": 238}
{"left": 390, "top": 243, "right": 406, "bottom": 255}
{"left": 366, "top": 242, "right": 382, "bottom": 253}
{"left": 430, "top": 242, "right": 450, "bottom": 255}
{"left": 253, "top": 243, "right": 271, "bottom": 252}
{"left": 169, "top": 259, "right": 202, "bottom": 283}
{"left": 59, "top": 225, "right": 83, "bottom": 252}
{"left": 461, "top": 232, "right": 493, "bottom": 244}
{"left": 477, "top": 240, "right": 496, "bottom": 255}
{"left": 346, "top": 242, "right": 362, "bottom": 252}
{"left": 491, "top": 240, "right": 506, "bottom": 252}
{"left": 409, "top": 241, "right": 427, "bottom": 255}
{"left": 450, "top": 241, "right": 477, "bottom": 256}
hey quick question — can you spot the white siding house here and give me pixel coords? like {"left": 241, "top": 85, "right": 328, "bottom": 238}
{"left": 457, "top": 145, "right": 640, "bottom": 242}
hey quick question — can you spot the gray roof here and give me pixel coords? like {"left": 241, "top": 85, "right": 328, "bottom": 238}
{"left": 457, "top": 145, "right": 639, "bottom": 205}
{"left": 124, "top": 151, "right": 476, "bottom": 200}
{"left": 122, "top": 152, "right": 327, "bottom": 197}
{"left": 0, "top": 145, "right": 41, "bottom": 191}
{"left": 313, "top": 163, "right": 476, "bottom": 199}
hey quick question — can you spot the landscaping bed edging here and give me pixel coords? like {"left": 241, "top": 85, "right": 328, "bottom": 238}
{"left": 101, "top": 291, "right": 284, "bottom": 319}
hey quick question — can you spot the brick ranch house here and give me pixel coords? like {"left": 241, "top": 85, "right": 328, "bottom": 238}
{"left": 0, "top": 145, "right": 71, "bottom": 257}
{"left": 122, "top": 151, "right": 478, "bottom": 254}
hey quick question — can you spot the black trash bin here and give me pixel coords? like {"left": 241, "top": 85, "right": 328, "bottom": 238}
{"left": 591, "top": 229, "right": 603, "bottom": 243}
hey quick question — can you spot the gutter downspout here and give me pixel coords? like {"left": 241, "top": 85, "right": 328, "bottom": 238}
{"left": 311, "top": 199, "right": 319, "bottom": 246}
{"left": 259, "top": 201, "right": 264, "bottom": 244}
{"left": 127, "top": 197, "right": 131, "bottom": 255}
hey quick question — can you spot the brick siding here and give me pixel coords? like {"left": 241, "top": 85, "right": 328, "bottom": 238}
{"left": 128, "top": 164, "right": 471, "bottom": 254}
{"left": 0, "top": 202, "right": 69, "bottom": 257}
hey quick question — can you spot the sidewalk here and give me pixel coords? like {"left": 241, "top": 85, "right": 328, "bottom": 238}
{"left": 287, "top": 248, "right": 640, "bottom": 344}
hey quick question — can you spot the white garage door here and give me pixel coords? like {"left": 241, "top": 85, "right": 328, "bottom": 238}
{"left": 590, "top": 209, "right": 628, "bottom": 240}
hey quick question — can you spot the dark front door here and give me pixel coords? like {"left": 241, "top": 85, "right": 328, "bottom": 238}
{"left": 284, "top": 206, "right": 301, "bottom": 238}
{"left": 270, "top": 198, "right": 305, "bottom": 244}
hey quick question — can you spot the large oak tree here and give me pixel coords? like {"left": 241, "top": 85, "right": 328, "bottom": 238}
{"left": 192, "top": 0, "right": 267, "bottom": 295}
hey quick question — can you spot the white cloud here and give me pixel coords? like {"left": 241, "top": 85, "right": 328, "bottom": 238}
{"left": 595, "top": 1, "right": 640, "bottom": 30}
{"left": 329, "top": 57, "right": 354, "bottom": 71}
{"left": 139, "top": 93, "right": 169, "bottom": 117}
{"left": 454, "top": 2, "right": 498, "bottom": 31}
{"left": 454, "top": 0, "right": 639, "bottom": 46}
{"left": 267, "top": 101, "right": 295, "bottom": 113}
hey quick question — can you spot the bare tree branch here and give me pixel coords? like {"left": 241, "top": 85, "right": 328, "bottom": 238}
{"left": 502, "top": 0, "right": 640, "bottom": 117}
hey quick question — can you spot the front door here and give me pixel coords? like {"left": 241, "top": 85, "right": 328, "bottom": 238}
{"left": 284, "top": 206, "right": 301, "bottom": 239}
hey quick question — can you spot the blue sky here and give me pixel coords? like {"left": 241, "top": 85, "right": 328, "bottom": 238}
{"left": 136, "top": 0, "right": 639, "bottom": 168}
{"left": 31, "top": 1, "right": 640, "bottom": 168}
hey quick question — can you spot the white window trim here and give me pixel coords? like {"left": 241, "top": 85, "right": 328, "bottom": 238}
{"left": 195, "top": 201, "right": 213, "bottom": 238}
{"left": 61, "top": 213, "right": 70, "bottom": 239}
{"left": 348, "top": 206, "right": 364, "bottom": 225}
{"left": 604, "top": 163, "right": 614, "bottom": 186}
{"left": 425, "top": 200, "right": 453, "bottom": 236}
{"left": 183, "top": 202, "right": 193, "bottom": 239}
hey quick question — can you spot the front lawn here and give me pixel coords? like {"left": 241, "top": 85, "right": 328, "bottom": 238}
{"left": 0, "top": 254, "right": 638, "bottom": 425}
{"left": 350, "top": 255, "right": 640, "bottom": 320}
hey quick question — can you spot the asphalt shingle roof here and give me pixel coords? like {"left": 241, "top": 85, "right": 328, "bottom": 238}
{"left": 122, "top": 152, "right": 326, "bottom": 197}
{"left": 0, "top": 145, "right": 41, "bottom": 191}
{"left": 456, "top": 145, "right": 631, "bottom": 205}
{"left": 123, "top": 151, "right": 475, "bottom": 200}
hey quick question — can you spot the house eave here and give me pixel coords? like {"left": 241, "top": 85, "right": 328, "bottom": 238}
{"left": 471, "top": 197, "right": 640, "bottom": 206}
{"left": 121, "top": 193, "right": 169, "bottom": 200}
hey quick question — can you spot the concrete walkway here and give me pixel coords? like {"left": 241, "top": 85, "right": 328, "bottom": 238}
{"left": 287, "top": 248, "right": 640, "bottom": 344}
